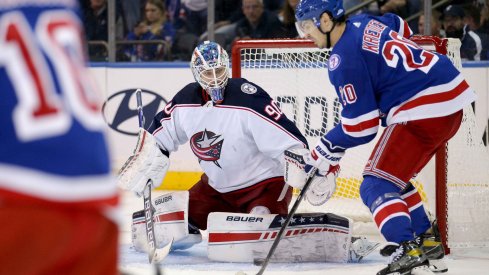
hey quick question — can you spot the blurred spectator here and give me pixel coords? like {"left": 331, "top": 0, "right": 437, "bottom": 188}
{"left": 343, "top": 0, "right": 363, "bottom": 13}
{"left": 182, "top": 0, "right": 208, "bottom": 36}
{"left": 215, "top": 0, "right": 243, "bottom": 29}
{"left": 83, "top": 0, "right": 125, "bottom": 61}
{"left": 145, "top": 0, "right": 176, "bottom": 40}
{"left": 199, "top": 0, "right": 286, "bottom": 51}
{"left": 234, "top": 0, "right": 286, "bottom": 42}
{"left": 264, "top": 0, "right": 285, "bottom": 12}
{"left": 212, "top": 0, "right": 286, "bottom": 25}
{"left": 124, "top": 0, "right": 176, "bottom": 61}
{"left": 120, "top": 0, "right": 144, "bottom": 31}
{"left": 481, "top": 0, "right": 489, "bottom": 35}
{"left": 464, "top": 4, "right": 483, "bottom": 32}
{"left": 197, "top": 0, "right": 242, "bottom": 54}
{"left": 379, "top": 0, "right": 421, "bottom": 32}
{"left": 464, "top": 3, "right": 489, "bottom": 60}
{"left": 278, "top": 0, "right": 300, "bottom": 38}
{"left": 418, "top": 9, "right": 444, "bottom": 37}
{"left": 166, "top": 0, "right": 186, "bottom": 30}
{"left": 123, "top": 20, "right": 148, "bottom": 61}
{"left": 443, "top": 4, "right": 488, "bottom": 60}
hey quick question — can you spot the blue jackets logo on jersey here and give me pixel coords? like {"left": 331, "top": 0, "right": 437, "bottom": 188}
{"left": 190, "top": 129, "right": 224, "bottom": 168}
{"left": 241, "top": 83, "right": 257, "bottom": 94}
{"left": 102, "top": 89, "right": 167, "bottom": 135}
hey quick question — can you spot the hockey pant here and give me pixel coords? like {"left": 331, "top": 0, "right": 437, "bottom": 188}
{"left": 360, "top": 110, "right": 462, "bottom": 243}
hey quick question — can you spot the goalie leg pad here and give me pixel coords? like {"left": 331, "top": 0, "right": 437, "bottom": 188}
{"left": 132, "top": 191, "right": 202, "bottom": 253}
{"left": 207, "top": 212, "right": 353, "bottom": 263}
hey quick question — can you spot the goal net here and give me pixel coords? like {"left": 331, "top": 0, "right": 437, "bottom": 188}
{"left": 231, "top": 38, "right": 489, "bottom": 252}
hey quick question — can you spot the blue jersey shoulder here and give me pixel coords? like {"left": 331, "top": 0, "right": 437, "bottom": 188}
{"left": 171, "top": 82, "right": 206, "bottom": 105}
{"left": 149, "top": 82, "right": 203, "bottom": 133}
{"left": 223, "top": 78, "right": 273, "bottom": 109}
{"left": 168, "top": 78, "right": 274, "bottom": 108}
{"left": 348, "top": 13, "right": 403, "bottom": 33}
{"left": 151, "top": 78, "right": 308, "bottom": 147}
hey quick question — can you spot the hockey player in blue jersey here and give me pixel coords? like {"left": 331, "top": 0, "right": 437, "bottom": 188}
{"left": 288, "top": 0, "right": 477, "bottom": 274}
{"left": 0, "top": 0, "right": 118, "bottom": 274}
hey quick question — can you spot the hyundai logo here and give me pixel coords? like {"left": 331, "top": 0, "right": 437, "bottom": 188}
{"left": 102, "top": 89, "right": 168, "bottom": 135}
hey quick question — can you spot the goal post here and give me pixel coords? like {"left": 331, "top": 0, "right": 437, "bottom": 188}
{"left": 231, "top": 37, "right": 489, "bottom": 253}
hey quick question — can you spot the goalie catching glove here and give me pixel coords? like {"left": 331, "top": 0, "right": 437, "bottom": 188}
{"left": 284, "top": 147, "right": 340, "bottom": 206}
{"left": 118, "top": 129, "right": 169, "bottom": 196}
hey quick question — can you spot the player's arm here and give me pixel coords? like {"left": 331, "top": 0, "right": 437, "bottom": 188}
{"left": 150, "top": 100, "right": 190, "bottom": 154}
{"left": 313, "top": 55, "right": 380, "bottom": 168}
{"left": 285, "top": 61, "right": 379, "bottom": 204}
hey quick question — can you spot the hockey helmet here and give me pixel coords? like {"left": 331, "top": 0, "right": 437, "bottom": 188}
{"left": 295, "top": 0, "right": 345, "bottom": 37}
{"left": 190, "top": 41, "right": 230, "bottom": 104}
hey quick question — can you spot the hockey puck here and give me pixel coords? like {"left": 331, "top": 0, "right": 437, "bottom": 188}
{"left": 253, "top": 258, "right": 264, "bottom": 266}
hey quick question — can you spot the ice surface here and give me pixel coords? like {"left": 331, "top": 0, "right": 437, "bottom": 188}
{"left": 119, "top": 191, "right": 489, "bottom": 275}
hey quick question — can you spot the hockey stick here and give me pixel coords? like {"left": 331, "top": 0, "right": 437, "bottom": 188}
{"left": 142, "top": 180, "right": 157, "bottom": 263}
{"left": 136, "top": 89, "right": 156, "bottom": 263}
{"left": 254, "top": 151, "right": 318, "bottom": 275}
{"left": 135, "top": 89, "right": 172, "bottom": 265}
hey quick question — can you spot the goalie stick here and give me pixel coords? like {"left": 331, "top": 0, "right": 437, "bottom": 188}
{"left": 135, "top": 89, "right": 172, "bottom": 265}
{"left": 254, "top": 150, "right": 318, "bottom": 275}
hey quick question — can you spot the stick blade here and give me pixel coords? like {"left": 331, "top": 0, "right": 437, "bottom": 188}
{"left": 253, "top": 258, "right": 264, "bottom": 266}
{"left": 152, "top": 238, "right": 174, "bottom": 264}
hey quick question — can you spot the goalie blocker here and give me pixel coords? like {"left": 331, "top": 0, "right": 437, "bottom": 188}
{"left": 118, "top": 129, "right": 169, "bottom": 196}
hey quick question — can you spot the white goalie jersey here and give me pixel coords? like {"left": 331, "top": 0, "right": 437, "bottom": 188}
{"left": 148, "top": 78, "right": 308, "bottom": 192}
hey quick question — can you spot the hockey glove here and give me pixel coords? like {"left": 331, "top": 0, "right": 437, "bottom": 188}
{"left": 284, "top": 148, "right": 339, "bottom": 206}
{"left": 118, "top": 129, "right": 169, "bottom": 196}
{"left": 284, "top": 148, "right": 315, "bottom": 189}
{"left": 310, "top": 137, "right": 344, "bottom": 174}
{"left": 305, "top": 163, "right": 339, "bottom": 206}
{"left": 304, "top": 138, "right": 344, "bottom": 205}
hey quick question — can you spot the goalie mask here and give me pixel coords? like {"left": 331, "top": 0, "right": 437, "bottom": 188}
{"left": 190, "top": 41, "right": 230, "bottom": 104}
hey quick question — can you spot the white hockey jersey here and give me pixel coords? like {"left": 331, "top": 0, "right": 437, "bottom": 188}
{"left": 149, "top": 78, "right": 308, "bottom": 193}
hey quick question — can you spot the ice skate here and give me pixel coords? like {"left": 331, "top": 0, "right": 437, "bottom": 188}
{"left": 349, "top": 236, "right": 380, "bottom": 262}
{"left": 377, "top": 240, "right": 432, "bottom": 275}
{"left": 417, "top": 220, "right": 447, "bottom": 273}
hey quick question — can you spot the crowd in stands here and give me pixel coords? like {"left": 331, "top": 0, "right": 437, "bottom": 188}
{"left": 81, "top": 0, "right": 489, "bottom": 62}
